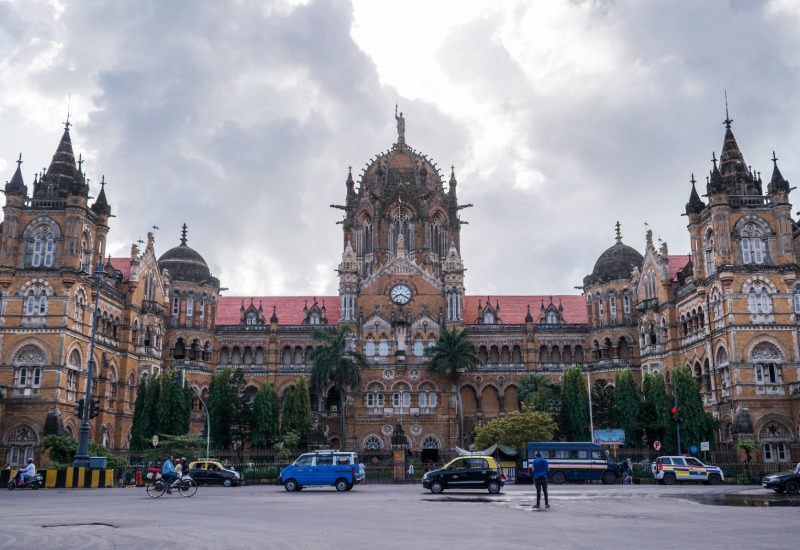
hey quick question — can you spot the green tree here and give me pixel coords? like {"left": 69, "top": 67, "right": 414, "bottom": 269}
{"left": 40, "top": 435, "right": 128, "bottom": 469}
{"left": 155, "top": 368, "right": 192, "bottom": 436}
{"left": 281, "top": 376, "right": 312, "bottom": 448}
{"left": 643, "top": 371, "right": 673, "bottom": 450}
{"left": 128, "top": 378, "right": 151, "bottom": 451}
{"left": 426, "top": 327, "right": 481, "bottom": 446}
{"left": 208, "top": 367, "right": 234, "bottom": 450}
{"left": 308, "top": 324, "right": 367, "bottom": 447}
{"left": 614, "top": 369, "right": 641, "bottom": 446}
{"left": 250, "top": 383, "right": 281, "bottom": 450}
{"left": 671, "top": 365, "right": 718, "bottom": 452}
{"left": 474, "top": 406, "right": 558, "bottom": 450}
{"left": 141, "top": 434, "right": 208, "bottom": 463}
{"left": 591, "top": 379, "right": 616, "bottom": 429}
{"left": 229, "top": 367, "right": 252, "bottom": 459}
{"left": 559, "top": 365, "right": 590, "bottom": 441}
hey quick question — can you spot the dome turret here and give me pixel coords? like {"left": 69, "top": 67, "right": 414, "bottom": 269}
{"left": 158, "top": 224, "right": 218, "bottom": 286}
{"left": 584, "top": 222, "right": 643, "bottom": 285}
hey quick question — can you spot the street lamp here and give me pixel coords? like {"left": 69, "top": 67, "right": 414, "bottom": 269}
{"left": 73, "top": 259, "right": 106, "bottom": 467}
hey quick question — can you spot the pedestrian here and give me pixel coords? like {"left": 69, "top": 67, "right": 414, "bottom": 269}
{"left": 530, "top": 452, "right": 550, "bottom": 509}
{"left": 358, "top": 461, "right": 366, "bottom": 484}
{"left": 406, "top": 462, "right": 415, "bottom": 482}
{"left": 794, "top": 461, "right": 800, "bottom": 474}
{"left": 624, "top": 457, "right": 633, "bottom": 485}
{"left": 174, "top": 458, "right": 183, "bottom": 479}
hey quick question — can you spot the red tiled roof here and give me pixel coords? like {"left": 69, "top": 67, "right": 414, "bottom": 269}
{"left": 668, "top": 255, "right": 691, "bottom": 281}
{"left": 216, "top": 296, "right": 340, "bottom": 325}
{"left": 214, "top": 294, "right": 588, "bottom": 326}
{"left": 109, "top": 258, "right": 131, "bottom": 281}
{"left": 464, "top": 295, "right": 587, "bottom": 325}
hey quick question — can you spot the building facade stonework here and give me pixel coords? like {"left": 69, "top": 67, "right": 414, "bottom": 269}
{"left": 0, "top": 116, "right": 797, "bottom": 465}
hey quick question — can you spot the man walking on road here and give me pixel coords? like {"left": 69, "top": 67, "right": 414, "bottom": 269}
{"left": 531, "top": 452, "right": 550, "bottom": 509}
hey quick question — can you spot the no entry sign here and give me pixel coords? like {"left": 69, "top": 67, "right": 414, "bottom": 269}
{"left": 653, "top": 440, "right": 662, "bottom": 451}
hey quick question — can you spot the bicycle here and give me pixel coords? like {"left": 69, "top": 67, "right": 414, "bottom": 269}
{"left": 145, "top": 473, "right": 197, "bottom": 498}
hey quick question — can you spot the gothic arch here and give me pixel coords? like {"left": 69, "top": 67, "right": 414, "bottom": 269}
{"left": 754, "top": 413, "right": 795, "bottom": 442}
{"left": 745, "top": 339, "right": 785, "bottom": 363}
{"left": 10, "top": 342, "right": 49, "bottom": 366}
{"left": 740, "top": 275, "right": 777, "bottom": 294}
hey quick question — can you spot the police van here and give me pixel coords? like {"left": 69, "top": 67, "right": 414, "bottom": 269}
{"left": 651, "top": 456, "right": 723, "bottom": 485}
{"left": 522, "top": 442, "right": 620, "bottom": 485}
{"left": 280, "top": 451, "right": 359, "bottom": 492}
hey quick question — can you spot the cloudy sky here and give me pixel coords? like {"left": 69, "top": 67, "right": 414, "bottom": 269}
{"left": 1, "top": 0, "right": 799, "bottom": 299}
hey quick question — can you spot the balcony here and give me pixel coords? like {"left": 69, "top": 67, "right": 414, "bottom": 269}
{"left": 756, "top": 383, "right": 785, "bottom": 396}
{"left": 141, "top": 300, "right": 166, "bottom": 316}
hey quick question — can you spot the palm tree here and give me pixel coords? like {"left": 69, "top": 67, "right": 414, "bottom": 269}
{"left": 426, "top": 327, "right": 481, "bottom": 447}
{"left": 308, "top": 324, "right": 367, "bottom": 449}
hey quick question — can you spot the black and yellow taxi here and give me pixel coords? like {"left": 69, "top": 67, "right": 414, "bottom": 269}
{"left": 188, "top": 459, "right": 243, "bottom": 487}
{"left": 422, "top": 455, "right": 505, "bottom": 494}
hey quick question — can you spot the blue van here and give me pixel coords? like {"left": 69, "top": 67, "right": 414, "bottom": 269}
{"left": 524, "top": 442, "right": 619, "bottom": 485}
{"left": 280, "top": 451, "right": 359, "bottom": 492}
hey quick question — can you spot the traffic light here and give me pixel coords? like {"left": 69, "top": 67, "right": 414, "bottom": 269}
{"left": 670, "top": 406, "right": 682, "bottom": 423}
{"left": 89, "top": 398, "right": 101, "bottom": 419}
{"left": 74, "top": 400, "right": 84, "bottom": 418}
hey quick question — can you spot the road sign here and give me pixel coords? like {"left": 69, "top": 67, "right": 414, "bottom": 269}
{"left": 690, "top": 445, "right": 698, "bottom": 453}
{"left": 653, "top": 440, "right": 662, "bottom": 451}
{"left": 700, "top": 441, "right": 710, "bottom": 451}
{"left": 152, "top": 435, "right": 159, "bottom": 447}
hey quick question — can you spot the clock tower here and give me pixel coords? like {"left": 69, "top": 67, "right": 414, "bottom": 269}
{"left": 332, "top": 112, "right": 467, "bottom": 449}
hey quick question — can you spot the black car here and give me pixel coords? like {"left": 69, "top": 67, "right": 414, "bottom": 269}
{"left": 762, "top": 471, "right": 800, "bottom": 494}
{"left": 422, "top": 455, "right": 505, "bottom": 494}
{"left": 188, "top": 460, "right": 243, "bottom": 487}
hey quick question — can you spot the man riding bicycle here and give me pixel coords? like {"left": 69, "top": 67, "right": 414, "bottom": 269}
{"left": 162, "top": 455, "right": 177, "bottom": 493}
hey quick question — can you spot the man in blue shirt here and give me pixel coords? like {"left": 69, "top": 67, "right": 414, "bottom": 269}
{"left": 530, "top": 452, "right": 550, "bottom": 509}
{"left": 162, "top": 455, "right": 177, "bottom": 492}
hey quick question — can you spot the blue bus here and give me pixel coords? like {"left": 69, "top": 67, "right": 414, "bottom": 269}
{"left": 520, "top": 442, "right": 620, "bottom": 485}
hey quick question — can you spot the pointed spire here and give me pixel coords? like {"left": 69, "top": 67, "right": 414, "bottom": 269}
{"left": 180, "top": 223, "right": 188, "bottom": 246}
{"left": 768, "top": 150, "right": 790, "bottom": 194}
{"left": 525, "top": 305, "right": 533, "bottom": 323}
{"left": 723, "top": 90, "right": 732, "bottom": 130}
{"left": 91, "top": 174, "right": 111, "bottom": 215}
{"left": 614, "top": 221, "right": 622, "bottom": 243}
{"left": 270, "top": 305, "right": 278, "bottom": 323}
{"left": 686, "top": 173, "right": 705, "bottom": 214}
{"left": 5, "top": 153, "right": 27, "bottom": 196}
{"left": 41, "top": 123, "right": 78, "bottom": 197}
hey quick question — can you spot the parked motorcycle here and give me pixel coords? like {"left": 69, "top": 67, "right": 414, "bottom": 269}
{"left": 7, "top": 473, "right": 43, "bottom": 490}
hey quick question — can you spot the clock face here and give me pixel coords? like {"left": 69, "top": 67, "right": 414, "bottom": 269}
{"left": 390, "top": 284, "right": 412, "bottom": 305}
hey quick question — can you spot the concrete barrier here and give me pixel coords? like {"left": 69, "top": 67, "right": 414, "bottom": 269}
{"left": 1, "top": 468, "right": 115, "bottom": 488}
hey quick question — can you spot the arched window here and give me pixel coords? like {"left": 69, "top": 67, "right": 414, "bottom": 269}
{"left": 741, "top": 224, "right": 766, "bottom": 265}
{"left": 794, "top": 285, "right": 800, "bottom": 314}
{"left": 704, "top": 228, "right": 716, "bottom": 276}
{"left": 418, "top": 382, "right": 437, "bottom": 409}
{"left": 421, "top": 435, "right": 440, "bottom": 449}
{"left": 32, "top": 234, "right": 43, "bottom": 266}
{"left": 246, "top": 312, "right": 257, "bottom": 325}
{"left": 364, "top": 435, "right": 383, "bottom": 450}
{"left": 365, "top": 336, "right": 376, "bottom": 357}
{"left": 309, "top": 312, "right": 320, "bottom": 325}
{"left": 413, "top": 335, "right": 424, "bottom": 356}
{"left": 622, "top": 294, "right": 631, "bottom": 314}
{"left": 483, "top": 311, "right": 495, "bottom": 324}
{"left": 546, "top": 311, "right": 559, "bottom": 324}
{"left": 5, "top": 425, "right": 38, "bottom": 467}
{"left": 378, "top": 336, "right": 389, "bottom": 356}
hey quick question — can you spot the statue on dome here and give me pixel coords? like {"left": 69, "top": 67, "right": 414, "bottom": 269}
{"left": 395, "top": 105, "right": 405, "bottom": 139}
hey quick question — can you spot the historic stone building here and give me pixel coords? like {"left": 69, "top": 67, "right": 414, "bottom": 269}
{"left": 0, "top": 112, "right": 797, "bottom": 466}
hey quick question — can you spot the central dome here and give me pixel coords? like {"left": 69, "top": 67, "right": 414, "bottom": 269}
{"left": 591, "top": 241, "right": 643, "bottom": 282}
{"left": 157, "top": 226, "right": 217, "bottom": 285}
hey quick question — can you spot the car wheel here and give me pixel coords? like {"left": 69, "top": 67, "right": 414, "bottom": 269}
{"left": 223, "top": 479, "right": 232, "bottom": 488}
{"left": 785, "top": 480, "right": 800, "bottom": 494}
{"left": 551, "top": 471, "right": 567, "bottom": 485}
{"left": 430, "top": 481, "right": 444, "bottom": 494}
{"left": 487, "top": 480, "right": 501, "bottom": 494}
{"left": 335, "top": 478, "right": 350, "bottom": 492}
{"left": 284, "top": 479, "right": 298, "bottom": 492}
{"left": 663, "top": 473, "right": 676, "bottom": 485}
{"left": 708, "top": 474, "right": 721, "bottom": 486}
{"left": 601, "top": 471, "right": 617, "bottom": 485}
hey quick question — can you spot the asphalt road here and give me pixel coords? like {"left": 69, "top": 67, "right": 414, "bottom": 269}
{"left": 0, "top": 482, "right": 795, "bottom": 549}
